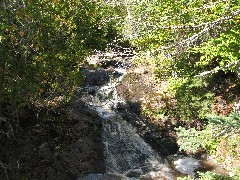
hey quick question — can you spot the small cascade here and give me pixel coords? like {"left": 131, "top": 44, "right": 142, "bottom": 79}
{"left": 77, "top": 51, "right": 174, "bottom": 179}
{"left": 101, "top": 116, "right": 173, "bottom": 178}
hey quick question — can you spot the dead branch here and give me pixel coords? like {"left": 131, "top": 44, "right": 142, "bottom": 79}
{"left": 156, "top": 8, "right": 240, "bottom": 30}
{"left": 194, "top": 58, "right": 240, "bottom": 78}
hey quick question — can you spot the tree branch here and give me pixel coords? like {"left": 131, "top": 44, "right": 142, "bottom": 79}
{"left": 149, "top": 9, "right": 240, "bottom": 55}
{"left": 194, "top": 58, "right": 240, "bottom": 78}
{"left": 150, "top": 26, "right": 209, "bottom": 54}
{"left": 156, "top": 9, "right": 240, "bottom": 30}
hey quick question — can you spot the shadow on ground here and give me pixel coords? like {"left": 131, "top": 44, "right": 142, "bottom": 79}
{"left": 0, "top": 98, "right": 106, "bottom": 180}
{"left": 115, "top": 101, "right": 179, "bottom": 157}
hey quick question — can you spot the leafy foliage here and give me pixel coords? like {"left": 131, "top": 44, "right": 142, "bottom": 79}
{"left": 127, "top": 0, "right": 239, "bottom": 51}
{"left": 124, "top": 0, "right": 240, "bottom": 121}
{"left": 191, "top": 24, "right": 240, "bottom": 75}
{"left": 176, "top": 112, "right": 240, "bottom": 175}
{"left": 176, "top": 112, "right": 240, "bottom": 151}
{"left": 125, "top": 3, "right": 240, "bottom": 173}
{"left": 207, "top": 112, "right": 240, "bottom": 132}
{"left": 124, "top": 0, "right": 240, "bottom": 77}
{"left": 174, "top": 77, "right": 215, "bottom": 120}
{"left": 0, "top": 0, "right": 123, "bottom": 131}
{"left": 176, "top": 125, "right": 219, "bottom": 153}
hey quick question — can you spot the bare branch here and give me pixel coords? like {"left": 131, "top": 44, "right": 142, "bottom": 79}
{"left": 150, "top": 27, "right": 209, "bottom": 54}
{"left": 156, "top": 9, "right": 240, "bottom": 30}
{"left": 149, "top": 9, "right": 240, "bottom": 55}
{"left": 194, "top": 58, "right": 240, "bottom": 78}
{"left": 167, "top": 27, "right": 209, "bottom": 49}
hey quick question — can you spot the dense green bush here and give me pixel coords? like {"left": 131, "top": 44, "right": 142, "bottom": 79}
{"left": 176, "top": 113, "right": 240, "bottom": 175}
{"left": 0, "top": 0, "right": 124, "bottom": 131}
{"left": 174, "top": 77, "right": 215, "bottom": 120}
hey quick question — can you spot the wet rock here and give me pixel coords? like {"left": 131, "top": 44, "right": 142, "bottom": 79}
{"left": 125, "top": 168, "right": 143, "bottom": 177}
{"left": 82, "top": 69, "right": 110, "bottom": 86}
{"left": 78, "top": 173, "right": 127, "bottom": 180}
{"left": 140, "top": 168, "right": 174, "bottom": 180}
{"left": 99, "top": 60, "right": 127, "bottom": 69}
{"left": 87, "top": 88, "right": 97, "bottom": 95}
{"left": 81, "top": 68, "right": 123, "bottom": 86}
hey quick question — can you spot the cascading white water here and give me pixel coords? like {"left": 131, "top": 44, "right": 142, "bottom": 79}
{"left": 77, "top": 53, "right": 175, "bottom": 179}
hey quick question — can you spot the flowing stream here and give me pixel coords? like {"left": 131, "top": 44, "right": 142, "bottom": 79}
{"left": 77, "top": 51, "right": 226, "bottom": 179}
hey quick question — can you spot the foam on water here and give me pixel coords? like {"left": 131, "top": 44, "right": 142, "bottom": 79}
{"left": 174, "top": 157, "right": 200, "bottom": 176}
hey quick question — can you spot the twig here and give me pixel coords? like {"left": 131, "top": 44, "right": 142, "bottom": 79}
{"left": 214, "top": 128, "right": 228, "bottom": 137}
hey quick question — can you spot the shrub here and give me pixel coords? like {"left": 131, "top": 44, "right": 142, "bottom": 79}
{"left": 0, "top": 0, "right": 123, "bottom": 132}
{"left": 176, "top": 112, "right": 240, "bottom": 174}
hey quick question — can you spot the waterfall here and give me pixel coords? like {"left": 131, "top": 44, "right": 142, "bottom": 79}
{"left": 77, "top": 52, "right": 174, "bottom": 179}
